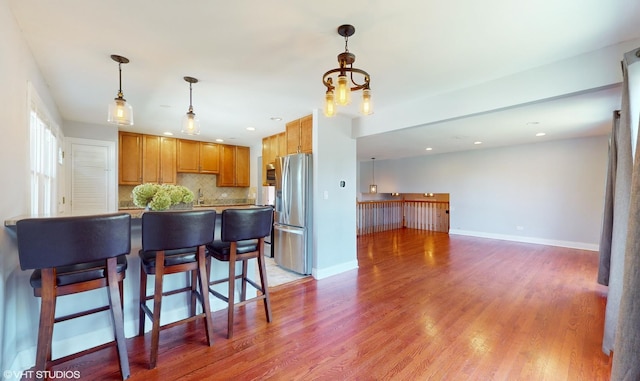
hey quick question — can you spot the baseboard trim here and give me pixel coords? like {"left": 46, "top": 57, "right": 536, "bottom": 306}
{"left": 312, "top": 260, "right": 359, "bottom": 280}
{"left": 448, "top": 229, "right": 599, "bottom": 251}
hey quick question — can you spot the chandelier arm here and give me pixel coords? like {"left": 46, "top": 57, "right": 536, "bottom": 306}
{"left": 346, "top": 68, "right": 371, "bottom": 90}
{"left": 323, "top": 67, "right": 371, "bottom": 91}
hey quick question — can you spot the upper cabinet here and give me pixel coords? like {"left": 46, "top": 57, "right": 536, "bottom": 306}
{"left": 262, "top": 132, "right": 287, "bottom": 167}
{"left": 142, "top": 135, "right": 176, "bottom": 184}
{"left": 118, "top": 133, "right": 249, "bottom": 188}
{"left": 286, "top": 114, "right": 312, "bottom": 154}
{"left": 118, "top": 132, "right": 143, "bottom": 185}
{"left": 176, "top": 139, "right": 219, "bottom": 174}
{"left": 217, "top": 145, "right": 250, "bottom": 187}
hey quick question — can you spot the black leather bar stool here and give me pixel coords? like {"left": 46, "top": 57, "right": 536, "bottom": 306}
{"left": 207, "top": 206, "right": 273, "bottom": 339}
{"left": 138, "top": 210, "right": 216, "bottom": 369}
{"left": 16, "top": 213, "right": 131, "bottom": 380}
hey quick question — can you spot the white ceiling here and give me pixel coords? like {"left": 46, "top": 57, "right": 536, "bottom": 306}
{"left": 7, "top": 0, "right": 640, "bottom": 161}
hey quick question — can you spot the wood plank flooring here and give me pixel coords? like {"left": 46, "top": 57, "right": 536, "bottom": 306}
{"left": 26, "top": 229, "right": 611, "bottom": 380}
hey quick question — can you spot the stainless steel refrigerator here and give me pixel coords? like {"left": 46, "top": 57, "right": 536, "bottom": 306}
{"left": 274, "top": 153, "right": 312, "bottom": 275}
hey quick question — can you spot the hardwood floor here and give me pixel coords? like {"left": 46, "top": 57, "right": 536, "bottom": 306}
{"left": 28, "top": 229, "right": 611, "bottom": 380}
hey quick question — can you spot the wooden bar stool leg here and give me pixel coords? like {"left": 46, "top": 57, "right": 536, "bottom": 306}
{"left": 196, "top": 247, "right": 214, "bottom": 346}
{"left": 227, "top": 243, "right": 237, "bottom": 339}
{"left": 138, "top": 266, "right": 147, "bottom": 336}
{"left": 241, "top": 259, "right": 248, "bottom": 302}
{"left": 106, "top": 258, "right": 130, "bottom": 379}
{"left": 190, "top": 269, "right": 198, "bottom": 316}
{"left": 36, "top": 268, "right": 56, "bottom": 377}
{"left": 149, "top": 251, "right": 165, "bottom": 369}
{"left": 257, "top": 247, "right": 272, "bottom": 322}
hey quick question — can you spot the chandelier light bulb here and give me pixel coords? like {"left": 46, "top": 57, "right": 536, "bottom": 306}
{"left": 324, "top": 91, "right": 336, "bottom": 117}
{"left": 336, "top": 75, "right": 351, "bottom": 106}
{"left": 360, "top": 88, "right": 372, "bottom": 115}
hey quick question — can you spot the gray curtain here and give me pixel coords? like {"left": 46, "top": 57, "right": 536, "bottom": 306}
{"left": 599, "top": 100, "right": 632, "bottom": 354}
{"left": 611, "top": 47, "right": 640, "bottom": 381}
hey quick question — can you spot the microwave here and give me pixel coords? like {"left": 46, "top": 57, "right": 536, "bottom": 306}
{"left": 265, "top": 165, "right": 276, "bottom": 185}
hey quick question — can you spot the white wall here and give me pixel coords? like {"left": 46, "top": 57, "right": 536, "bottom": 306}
{"left": 312, "top": 110, "right": 358, "bottom": 278}
{"left": 360, "top": 136, "right": 608, "bottom": 249}
{"left": 0, "top": 0, "right": 62, "bottom": 372}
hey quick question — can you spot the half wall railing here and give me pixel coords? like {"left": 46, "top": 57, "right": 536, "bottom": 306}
{"left": 356, "top": 200, "right": 450, "bottom": 235}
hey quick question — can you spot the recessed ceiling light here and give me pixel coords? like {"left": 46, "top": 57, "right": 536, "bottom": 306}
{"left": 215, "top": 138, "right": 224, "bottom": 143}
{"left": 246, "top": 127, "right": 256, "bottom": 131}
{"left": 474, "top": 141, "right": 483, "bottom": 145}
{"left": 270, "top": 117, "right": 283, "bottom": 121}
{"left": 425, "top": 147, "right": 433, "bottom": 151}
{"left": 163, "top": 132, "right": 174, "bottom": 136}
{"left": 536, "top": 132, "right": 546, "bottom": 137}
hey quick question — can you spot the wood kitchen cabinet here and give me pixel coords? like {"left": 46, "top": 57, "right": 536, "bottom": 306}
{"left": 286, "top": 114, "right": 312, "bottom": 154}
{"left": 118, "top": 131, "right": 143, "bottom": 185}
{"left": 217, "top": 144, "right": 250, "bottom": 187}
{"left": 142, "top": 135, "right": 176, "bottom": 184}
{"left": 176, "top": 139, "right": 220, "bottom": 173}
{"left": 261, "top": 131, "right": 287, "bottom": 184}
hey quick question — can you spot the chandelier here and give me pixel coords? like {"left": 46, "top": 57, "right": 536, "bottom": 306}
{"left": 107, "top": 54, "right": 134, "bottom": 126}
{"left": 322, "top": 24, "right": 372, "bottom": 117}
{"left": 181, "top": 76, "right": 201, "bottom": 135}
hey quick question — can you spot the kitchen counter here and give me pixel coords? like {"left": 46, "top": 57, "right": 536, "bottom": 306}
{"left": 3, "top": 204, "right": 262, "bottom": 358}
{"left": 4, "top": 204, "right": 256, "bottom": 227}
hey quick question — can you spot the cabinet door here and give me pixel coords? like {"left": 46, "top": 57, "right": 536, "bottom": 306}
{"left": 286, "top": 120, "right": 300, "bottom": 155}
{"left": 118, "top": 132, "right": 143, "bottom": 185}
{"left": 142, "top": 135, "right": 160, "bottom": 183}
{"left": 159, "top": 137, "right": 177, "bottom": 184}
{"left": 267, "top": 135, "right": 277, "bottom": 164}
{"left": 199, "top": 142, "right": 220, "bottom": 173}
{"left": 177, "top": 139, "right": 200, "bottom": 173}
{"left": 235, "top": 146, "right": 250, "bottom": 187}
{"left": 217, "top": 144, "right": 236, "bottom": 187}
{"left": 300, "top": 114, "right": 312, "bottom": 153}
{"left": 277, "top": 132, "right": 287, "bottom": 158}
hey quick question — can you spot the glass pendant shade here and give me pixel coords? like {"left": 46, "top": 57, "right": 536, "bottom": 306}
{"left": 369, "top": 184, "right": 378, "bottom": 194}
{"left": 336, "top": 74, "right": 351, "bottom": 105}
{"left": 107, "top": 97, "right": 134, "bottom": 125}
{"left": 324, "top": 91, "right": 336, "bottom": 117}
{"left": 360, "top": 89, "right": 373, "bottom": 115}
{"left": 181, "top": 111, "right": 200, "bottom": 135}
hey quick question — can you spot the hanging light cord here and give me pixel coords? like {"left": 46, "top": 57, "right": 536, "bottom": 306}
{"left": 188, "top": 82, "right": 194, "bottom": 113}
{"left": 117, "top": 62, "right": 124, "bottom": 98}
{"left": 372, "top": 158, "right": 375, "bottom": 183}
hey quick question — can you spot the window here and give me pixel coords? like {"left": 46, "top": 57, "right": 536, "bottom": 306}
{"left": 28, "top": 82, "right": 62, "bottom": 215}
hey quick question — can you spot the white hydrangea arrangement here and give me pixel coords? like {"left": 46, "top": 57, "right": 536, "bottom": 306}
{"left": 132, "top": 184, "right": 195, "bottom": 211}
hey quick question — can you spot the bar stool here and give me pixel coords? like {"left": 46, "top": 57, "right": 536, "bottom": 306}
{"left": 207, "top": 206, "right": 273, "bottom": 339}
{"left": 16, "top": 213, "right": 131, "bottom": 380}
{"left": 138, "top": 210, "right": 216, "bottom": 369}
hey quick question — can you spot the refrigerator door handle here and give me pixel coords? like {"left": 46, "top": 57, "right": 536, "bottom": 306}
{"left": 274, "top": 223, "right": 304, "bottom": 235}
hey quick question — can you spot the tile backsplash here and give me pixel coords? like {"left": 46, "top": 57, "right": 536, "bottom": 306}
{"left": 119, "top": 173, "right": 256, "bottom": 208}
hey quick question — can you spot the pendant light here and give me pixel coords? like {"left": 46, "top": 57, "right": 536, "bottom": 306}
{"left": 369, "top": 157, "right": 377, "bottom": 194}
{"left": 181, "top": 76, "right": 201, "bottom": 135}
{"left": 107, "top": 55, "right": 134, "bottom": 126}
{"left": 322, "top": 24, "right": 372, "bottom": 117}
